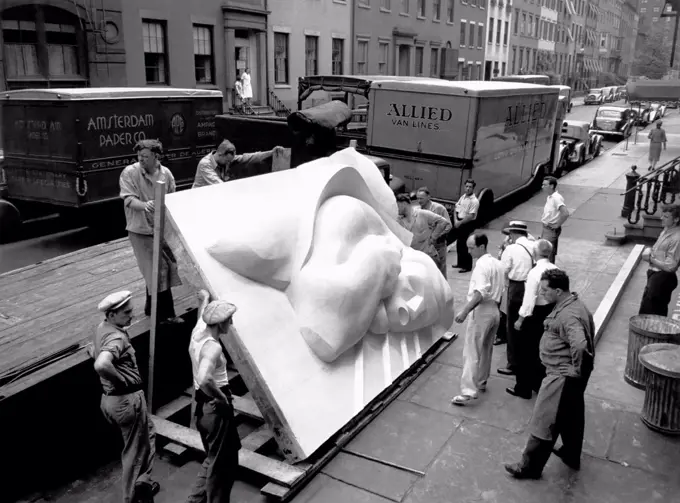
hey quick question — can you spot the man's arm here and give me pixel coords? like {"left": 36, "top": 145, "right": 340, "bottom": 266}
{"left": 455, "top": 266, "right": 492, "bottom": 323}
{"left": 553, "top": 205, "right": 570, "bottom": 228}
{"left": 459, "top": 197, "right": 480, "bottom": 226}
{"left": 94, "top": 351, "right": 127, "bottom": 387}
{"left": 500, "top": 246, "right": 514, "bottom": 277}
{"left": 517, "top": 269, "right": 540, "bottom": 327}
{"left": 196, "top": 340, "right": 230, "bottom": 405}
{"left": 650, "top": 237, "right": 680, "bottom": 273}
{"left": 562, "top": 315, "right": 591, "bottom": 378}
{"left": 422, "top": 210, "right": 452, "bottom": 241}
{"left": 195, "top": 158, "right": 224, "bottom": 186}
{"left": 120, "top": 168, "right": 151, "bottom": 213}
{"left": 455, "top": 291, "right": 484, "bottom": 324}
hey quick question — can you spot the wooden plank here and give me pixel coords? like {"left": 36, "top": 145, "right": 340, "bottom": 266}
{"left": 241, "top": 425, "right": 274, "bottom": 451}
{"left": 162, "top": 442, "right": 189, "bottom": 458}
{"left": 232, "top": 394, "right": 264, "bottom": 421}
{"left": 156, "top": 394, "right": 192, "bottom": 419}
{"left": 0, "top": 292, "right": 196, "bottom": 399}
{"left": 593, "top": 244, "right": 644, "bottom": 345}
{"left": 151, "top": 416, "right": 305, "bottom": 487}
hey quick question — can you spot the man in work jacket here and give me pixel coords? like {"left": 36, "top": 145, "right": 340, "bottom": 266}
{"left": 505, "top": 269, "right": 595, "bottom": 479}
{"left": 91, "top": 291, "right": 159, "bottom": 503}
{"left": 187, "top": 291, "right": 241, "bottom": 503}
{"left": 416, "top": 186, "right": 452, "bottom": 278}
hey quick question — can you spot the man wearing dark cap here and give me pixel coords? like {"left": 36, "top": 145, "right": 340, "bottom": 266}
{"left": 192, "top": 139, "right": 285, "bottom": 188}
{"left": 91, "top": 291, "right": 159, "bottom": 503}
{"left": 497, "top": 221, "right": 535, "bottom": 386}
{"left": 119, "top": 139, "right": 183, "bottom": 324}
{"left": 187, "top": 290, "right": 241, "bottom": 503}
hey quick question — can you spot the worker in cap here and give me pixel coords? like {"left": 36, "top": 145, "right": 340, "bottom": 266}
{"left": 187, "top": 290, "right": 241, "bottom": 503}
{"left": 91, "top": 291, "right": 159, "bottom": 503}
{"left": 497, "top": 221, "right": 537, "bottom": 394}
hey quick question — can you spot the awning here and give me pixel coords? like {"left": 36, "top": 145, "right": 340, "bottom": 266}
{"left": 565, "top": 0, "right": 577, "bottom": 16}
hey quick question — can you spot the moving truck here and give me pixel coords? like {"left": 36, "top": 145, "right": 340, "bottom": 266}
{"left": 365, "top": 80, "right": 560, "bottom": 223}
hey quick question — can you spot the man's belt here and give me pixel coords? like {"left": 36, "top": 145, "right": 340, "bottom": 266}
{"left": 508, "top": 279, "right": 526, "bottom": 284}
{"left": 195, "top": 385, "right": 233, "bottom": 404}
{"left": 105, "top": 384, "right": 143, "bottom": 396}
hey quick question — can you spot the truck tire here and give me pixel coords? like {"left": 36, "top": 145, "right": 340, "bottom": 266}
{"left": 476, "top": 189, "right": 494, "bottom": 226}
{"left": 0, "top": 199, "right": 21, "bottom": 244}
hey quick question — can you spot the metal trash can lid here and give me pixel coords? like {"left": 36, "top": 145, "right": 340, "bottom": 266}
{"left": 630, "top": 315, "right": 680, "bottom": 335}
{"left": 639, "top": 343, "right": 680, "bottom": 378}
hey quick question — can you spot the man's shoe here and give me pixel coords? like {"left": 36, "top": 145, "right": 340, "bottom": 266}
{"left": 506, "top": 387, "right": 532, "bottom": 399}
{"left": 458, "top": 268, "right": 471, "bottom": 273}
{"left": 552, "top": 447, "right": 581, "bottom": 470}
{"left": 497, "top": 368, "right": 515, "bottom": 376}
{"left": 451, "top": 394, "right": 478, "bottom": 406}
{"left": 504, "top": 463, "right": 542, "bottom": 479}
{"left": 493, "top": 338, "right": 507, "bottom": 346}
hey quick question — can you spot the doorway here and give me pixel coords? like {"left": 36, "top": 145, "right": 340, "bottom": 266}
{"left": 234, "top": 31, "right": 256, "bottom": 104}
{"left": 398, "top": 45, "right": 410, "bottom": 76}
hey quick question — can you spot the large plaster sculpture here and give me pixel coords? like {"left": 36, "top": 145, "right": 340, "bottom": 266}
{"left": 164, "top": 148, "right": 454, "bottom": 460}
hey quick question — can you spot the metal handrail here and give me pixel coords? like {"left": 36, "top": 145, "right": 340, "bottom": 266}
{"left": 624, "top": 155, "right": 680, "bottom": 224}
{"left": 268, "top": 88, "right": 291, "bottom": 117}
{"left": 622, "top": 156, "right": 680, "bottom": 196}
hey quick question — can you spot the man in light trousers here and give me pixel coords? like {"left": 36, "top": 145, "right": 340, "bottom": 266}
{"left": 451, "top": 233, "right": 506, "bottom": 406}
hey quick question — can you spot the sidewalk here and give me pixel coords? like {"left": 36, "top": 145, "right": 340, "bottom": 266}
{"left": 22, "top": 114, "right": 680, "bottom": 503}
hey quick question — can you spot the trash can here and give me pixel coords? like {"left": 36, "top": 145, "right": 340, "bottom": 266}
{"left": 625, "top": 315, "right": 680, "bottom": 389}
{"left": 639, "top": 343, "right": 680, "bottom": 435}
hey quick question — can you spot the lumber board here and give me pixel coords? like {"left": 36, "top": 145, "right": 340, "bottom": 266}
{"left": 0, "top": 238, "right": 129, "bottom": 286}
{"left": 151, "top": 416, "right": 305, "bottom": 487}
{"left": 241, "top": 425, "right": 274, "bottom": 452}
{"left": 0, "top": 293, "right": 197, "bottom": 399}
{"left": 156, "top": 394, "right": 192, "bottom": 419}
{"left": 232, "top": 394, "right": 264, "bottom": 421}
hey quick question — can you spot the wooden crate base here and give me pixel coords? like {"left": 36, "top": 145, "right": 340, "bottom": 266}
{"left": 152, "top": 334, "right": 453, "bottom": 500}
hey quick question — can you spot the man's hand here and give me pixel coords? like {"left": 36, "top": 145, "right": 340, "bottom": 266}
{"left": 454, "top": 308, "right": 469, "bottom": 324}
{"left": 144, "top": 200, "right": 155, "bottom": 214}
{"left": 514, "top": 319, "right": 523, "bottom": 331}
{"left": 642, "top": 247, "right": 652, "bottom": 262}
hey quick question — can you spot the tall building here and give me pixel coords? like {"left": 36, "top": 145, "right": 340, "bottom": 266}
{"left": 485, "top": 0, "right": 513, "bottom": 78}
{"left": 555, "top": 0, "right": 573, "bottom": 83}
{"left": 535, "top": 0, "right": 559, "bottom": 77}
{"left": 457, "top": 0, "right": 491, "bottom": 79}
{"left": 620, "top": 0, "right": 639, "bottom": 77}
{"left": 508, "top": 0, "right": 541, "bottom": 74}
{"left": 268, "top": 0, "right": 351, "bottom": 111}
{"left": 595, "top": 0, "right": 625, "bottom": 81}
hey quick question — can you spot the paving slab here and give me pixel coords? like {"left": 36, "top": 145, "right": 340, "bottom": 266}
{"left": 346, "top": 399, "right": 461, "bottom": 473}
{"left": 321, "top": 451, "right": 419, "bottom": 502}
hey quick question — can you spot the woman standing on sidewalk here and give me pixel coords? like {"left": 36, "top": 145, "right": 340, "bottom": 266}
{"left": 648, "top": 121, "right": 667, "bottom": 171}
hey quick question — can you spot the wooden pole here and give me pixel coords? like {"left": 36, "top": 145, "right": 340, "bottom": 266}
{"left": 147, "top": 180, "right": 167, "bottom": 413}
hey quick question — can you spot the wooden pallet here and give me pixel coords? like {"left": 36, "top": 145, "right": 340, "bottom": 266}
{"left": 152, "top": 335, "right": 453, "bottom": 501}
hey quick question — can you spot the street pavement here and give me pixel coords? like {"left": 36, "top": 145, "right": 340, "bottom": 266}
{"left": 18, "top": 113, "right": 680, "bottom": 503}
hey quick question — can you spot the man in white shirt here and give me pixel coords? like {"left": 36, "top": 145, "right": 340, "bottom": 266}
{"left": 540, "top": 176, "right": 570, "bottom": 263}
{"left": 453, "top": 179, "right": 480, "bottom": 273}
{"left": 508, "top": 239, "right": 559, "bottom": 398}
{"left": 416, "top": 186, "right": 452, "bottom": 277}
{"left": 498, "top": 222, "right": 536, "bottom": 384}
{"left": 451, "top": 232, "right": 506, "bottom": 406}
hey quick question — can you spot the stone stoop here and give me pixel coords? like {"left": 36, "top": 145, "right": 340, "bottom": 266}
{"left": 607, "top": 213, "right": 662, "bottom": 245}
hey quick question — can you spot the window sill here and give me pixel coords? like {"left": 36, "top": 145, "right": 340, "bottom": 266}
{"left": 399, "top": 12, "right": 410, "bottom": 16}
{"left": 332, "top": 0, "right": 347, "bottom": 3}
{"left": 433, "top": 18, "right": 441, "bottom": 22}
{"left": 417, "top": 15, "right": 426, "bottom": 20}
{"left": 446, "top": 20, "right": 455, "bottom": 24}
{"left": 380, "top": 8, "right": 391, "bottom": 13}
{"left": 358, "top": 3, "right": 370, "bottom": 9}
{"left": 274, "top": 84, "right": 292, "bottom": 89}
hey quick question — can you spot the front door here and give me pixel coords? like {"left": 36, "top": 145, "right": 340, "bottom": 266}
{"left": 398, "top": 46, "right": 410, "bottom": 76}
{"left": 234, "top": 35, "right": 255, "bottom": 104}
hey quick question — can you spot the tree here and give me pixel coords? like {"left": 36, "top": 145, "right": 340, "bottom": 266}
{"left": 633, "top": 25, "right": 672, "bottom": 79}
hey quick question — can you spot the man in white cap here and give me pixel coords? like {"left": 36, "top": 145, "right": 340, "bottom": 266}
{"left": 91, "top": 291, "right": 158, "bottom": 503}
{"left": 498, "top": 221, "right": 536, "bottom": 389}
{"left": 187, "top": 290, "right": 241, "bottom": 503}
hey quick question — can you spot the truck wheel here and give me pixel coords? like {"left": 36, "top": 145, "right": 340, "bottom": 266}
{"left": 476, "top": 189, "right": 494, "bottom": 226}
{"left": 0, "top": 199, "right": 21, "bottom": 244}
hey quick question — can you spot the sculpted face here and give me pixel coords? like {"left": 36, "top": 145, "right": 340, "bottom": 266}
{"left": 205, "top": 158, "right": 454, "bottom": 363}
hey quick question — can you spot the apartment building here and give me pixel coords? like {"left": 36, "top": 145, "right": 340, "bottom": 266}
{"left": 595, "top": 0, "right": 625, "bottom": 80}
{"left": 619, "top": 0, "right": 639, "bottom": 77}
{"left": 535, "top": 0, "right": 559, "bottom": 76}
{"left": 485, "top": 0, "right": 513, "bottom": 78}
{"left": 268, "top": 0, "right": 351, "bottom": 111}
{"left": 508, "top": 0, "right": 541, "bottom": 74}
{"left": 457, "top": 0, "right": 491, "bottom": 79}
{"left": 555, "top": 0, "right": 573, "bottom": 83}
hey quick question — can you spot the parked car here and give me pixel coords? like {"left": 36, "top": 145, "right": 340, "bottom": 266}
{"left": 603, "top": 87, "right": 617, "bottom": 103}
{"left": 585, "top": 88, "right": 605, "bottom": 105}
{"left": 666, "top": 100, "right": 679, "bottom": 109}
{"left": 628, "top": 102, "right": 653, "bottom": 126}
{"left": 649, "top": 102, "right": 666, "bottom": 121}
{"left": 590, "top": 106, "right": 635, "bottom": 138}
{"left": 617, "top": 86, "right": 626, "bottom": 100}
{"left": 558, "top": 120, "right": 603, "bottom": 173}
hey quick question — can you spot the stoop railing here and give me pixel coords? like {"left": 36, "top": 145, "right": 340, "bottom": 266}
{"left": 622, "top": 155, "right": 680, "bottom": 225}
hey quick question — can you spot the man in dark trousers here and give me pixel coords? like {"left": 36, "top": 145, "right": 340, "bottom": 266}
{"left": 187, "top": 291, "right": 241, "bottom": 503}
{"left": 505, "top": 269, "right": 595, "bottom": 478}
{"left": 452, "top": 179, "right": 480, "bottom": 273}
{"left": 639, "top": 203, "right": 680, "bottom": 317}
{"left": 91, "top": 291, "right": 159, "bottom": 503}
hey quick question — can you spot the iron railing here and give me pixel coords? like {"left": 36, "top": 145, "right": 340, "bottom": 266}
{"left": 268, "top": 88, "right": 292, "bottom": 117}
{"left": 230, "top": 89, "right": 256, "bottom": 115}
{"left": 622, "top": 155, "right": 680, "bottom": 224}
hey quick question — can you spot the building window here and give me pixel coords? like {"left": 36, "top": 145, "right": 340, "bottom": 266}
{"left": 415, "top": 46, "right": 424, "bottom": 75}
{"left": 382, "top": 0, "right": 392, "bottom": 9}
{"left": 512, "top": 46, "right": 516, "bottom": 73}
{"left": 274, "top": 32, "right": 289, "bottom": 84}
{"left": 460, "top": 21, "right": 466, "bottom": 46}
{"left": 401, "top": 0, "right": 410, "bottom": 13}
{"left": 496, "top": 19, "right": 502, "bottom": 44}
{"left": 470, "top": 0, "right": 477, "bottom": 7}
{"left": 521, "top": 13, "right": 526, "bottom": 35}
{"left": 447, "top": 0, "right": 454, "bottom": 21}
{"left": 193, "top": 25, "right": 214, "bottom": 84}
{"left": 502, "top": 61, "right": 506, "bottom": 75}
{"left": 430, "top": 47, "right": 439, "bottom": 76}
{"left": 379, "top": 42, "right": 389, "bottom": 74}
{"left": 488, "top": 18, "right": 494, "bottom": 43}
{"left": 356, "top": 40, "right": 369, "bottom": 74}
{"left": 504, "top": 21, "right": 509, "bottom": 44}
{"left": 433, "top": 0, "right": 441, "bottom": 19}
{"left": 528, "top": 15, "right": 533, "bottom": 37}
{"left": 477, "top": 25, "right": 483, "bottom": 48}
{"left": 2, "top": 6, "right": 88, "bottom": 88}
{"left": 332, "top": 38, "right": 344, "bottom": 75}
{"left": 305, "top": 35, "right": 318, "bottom": 76}
{"left": 143, "top": 20, "right": 168, "bottom": 84}
{"left": 358, "top": 0, "right": 370, "bottom": 6}
{"left": 469, "top": 23, "right": 475, "bottom": 46}
{"left": 514, "top": 10, "right": 519, "bottom": 34}
{"left": 418, "top": 0, "right": 426, "bottom": 16}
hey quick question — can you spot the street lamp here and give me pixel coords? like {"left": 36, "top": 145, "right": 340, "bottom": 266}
{"left": 662, "top": 0, "right": 680, "bottom": 68}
